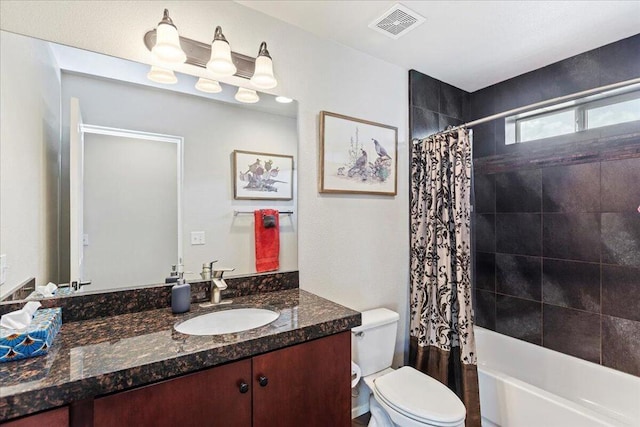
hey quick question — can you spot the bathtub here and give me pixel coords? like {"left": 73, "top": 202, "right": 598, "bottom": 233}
{"left": 475, "top": 327, "right": 640, "bottom": 427}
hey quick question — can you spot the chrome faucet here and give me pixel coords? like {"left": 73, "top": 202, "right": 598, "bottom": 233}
{"left": 200, "top": 265, "right": 235, "bottom": 307}
{"left": 200, "top": 260, "right": 217, "bottom": 280}
{"left": 211, "top": 268, "right": 234, "bottom": 303}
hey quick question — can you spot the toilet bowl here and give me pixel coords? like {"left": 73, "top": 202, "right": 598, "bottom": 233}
{"left": 352, "top": 308, "right": 466, "bottom": 427}
{"left": 365, "top": 367, "right": 466, "bottom": 427}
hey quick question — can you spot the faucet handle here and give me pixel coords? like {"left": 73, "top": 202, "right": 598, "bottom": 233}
{"left": 71, "top": 279, "right": 92, "bottom": 291}
{"left": 212, "top": 268, "right": 235, "bottom": 279}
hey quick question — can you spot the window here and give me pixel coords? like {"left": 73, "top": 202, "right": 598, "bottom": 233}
{"left": 517, "top": 109, "right": 575, "bottom": 142}
{"left": 506, "top": 85, "right": 640, "bottom": 145}
{"left": 586, "top": 96, "right": 640, "bottom": 129}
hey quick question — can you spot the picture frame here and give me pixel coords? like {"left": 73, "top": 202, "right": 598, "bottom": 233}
{"left": 319, "top": 111, "right": 398, "bottom": 196}
{"left": 233, "top": 150, "right": 294, "bottom": 200}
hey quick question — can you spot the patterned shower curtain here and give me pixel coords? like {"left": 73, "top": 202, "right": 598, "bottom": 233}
{"left": 409, "top": 128, "right": 480, "bottom": 427}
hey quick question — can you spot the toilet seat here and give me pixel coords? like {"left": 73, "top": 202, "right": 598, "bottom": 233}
{"left": 372, "top": 367, "right": 466, "bottom": 427}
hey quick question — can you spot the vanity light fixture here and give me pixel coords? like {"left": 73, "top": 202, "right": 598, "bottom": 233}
{"left": 206, "top": 26, "right": 237, "bottom": 77}
{"left": 235, "top": 87, "right": 260, "bottom": 103}
{"left": 249, "top": 42, "right": 277, "bottom": 89}
{"left": 195, "top": 77, "right": 222, "bottom": 93}
{"left": 151, "top": 9, "right": 187, "bottom": 65}
{"left": 144, "top": 9, "right": 279, "bottom": 101}
{"left": 275, "top": 96, "right": 293, "bottom": 104}
{"left": 147, "top": 65, "right": 178, "bottom": 84}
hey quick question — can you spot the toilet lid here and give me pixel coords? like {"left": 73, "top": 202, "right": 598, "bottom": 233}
{"left": 373, "top": 366, "right": 466, "bottom": 425}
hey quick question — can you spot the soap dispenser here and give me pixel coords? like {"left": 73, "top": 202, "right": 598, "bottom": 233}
{"left": 171, "top": 271, "right": 191, "bottom": 314}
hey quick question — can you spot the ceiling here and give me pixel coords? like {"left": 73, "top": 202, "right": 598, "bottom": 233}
{"left": 237, "top": 1, "right": 640, "bottom": 92}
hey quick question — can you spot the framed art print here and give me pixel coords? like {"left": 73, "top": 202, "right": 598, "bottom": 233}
{"left": 233, "top": 150, "right": 294, "bottom": 200}
{"left": 319, "top": 111, "right": 397, "bottom": 196}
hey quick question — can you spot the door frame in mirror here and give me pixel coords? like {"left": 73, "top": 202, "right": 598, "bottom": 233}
{"left": 76, "top": 124, "right": 184, "bottom": 288}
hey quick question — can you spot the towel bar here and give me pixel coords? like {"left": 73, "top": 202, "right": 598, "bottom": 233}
{"left": 233, "top": 210, "right": 294, "bottom": 216}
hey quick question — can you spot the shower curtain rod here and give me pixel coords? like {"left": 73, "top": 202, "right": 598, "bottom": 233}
{"left": 415, "top": 77, "right": 640, "bottom": 141}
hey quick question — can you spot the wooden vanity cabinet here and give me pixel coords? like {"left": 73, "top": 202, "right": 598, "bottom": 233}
{"left": 253, "top": 331, "right": 351, "bottom": 427}
{"left": 4, "top": 407, "right": 69, "bottom": 427}
{"left": 93, "top": 358, "right": 252, "bottom": 427}
{"left": 92, "top": 331, "right": 351, "bottom": 427}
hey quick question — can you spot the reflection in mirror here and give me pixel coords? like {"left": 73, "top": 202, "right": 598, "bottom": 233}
{"left": 0, "top": 30, "right": 298, "bottom": 302}
{"left": 79, "top": 129, "right": 181, "bottom": 290}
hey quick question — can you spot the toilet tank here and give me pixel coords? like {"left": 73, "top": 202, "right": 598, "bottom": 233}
{"left": 352, "top": 308, "right": 400, "bottom": 376}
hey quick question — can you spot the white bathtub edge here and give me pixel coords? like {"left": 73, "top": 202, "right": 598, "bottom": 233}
{"left": 475, "top": 326, "right": 639, "bottom": 427}
{"left": 478, "top": 365, "right": 630, "bottom": 426}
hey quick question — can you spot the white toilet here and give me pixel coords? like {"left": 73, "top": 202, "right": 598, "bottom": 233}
{"left": 352, "top": 308, "right": 466, "bottom": 427}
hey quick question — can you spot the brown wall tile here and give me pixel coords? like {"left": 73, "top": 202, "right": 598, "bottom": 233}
{"left": 543, "top": 305, "right": 601, "bottom": 363}
{"left": 602, "top": 315, "right": 640, "bottom": 376}
{"left": 602, "top": 265, "right": 640, "bottom": 322}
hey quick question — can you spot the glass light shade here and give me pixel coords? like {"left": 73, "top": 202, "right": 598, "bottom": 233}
{"left": 152, "top": 22, "right": 186, "bottom": 64}
{"left": 275, "top": 96, "right": 293, "bottom": 104}
{"left": 250, "top": 55, "right": 277, "bottom": 89}
{"left": 147, "top": 65, "right": 178, "bottom": 84}
{"left": 207, "top": 40, "right": 237, "bottom": 77}
{"left": 235, "top": 87, "right": 259, "bottom": 103}
{"left": 195, "top": 78, "right": 222, "bottom": 93}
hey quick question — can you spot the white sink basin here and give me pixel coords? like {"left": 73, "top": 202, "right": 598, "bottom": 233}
{"left": 174, "top": 308, "right": 279, "bottom": 335}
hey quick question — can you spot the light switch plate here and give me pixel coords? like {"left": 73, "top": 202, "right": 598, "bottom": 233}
{"left": 190, "top": 231, "right": 206, "bottom": 245}
{"left": 0, "top": 254, "right": 7, "bottom": 285}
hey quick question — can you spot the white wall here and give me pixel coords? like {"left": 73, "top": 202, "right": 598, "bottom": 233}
{"left": 61, "top": 73, "right": 298, "bottom": 280}
{"left": 0, "top": 1, "right": 409, "bottom": 364}
{"left": 0, "top": 31, "right": 61, "bottom": 297}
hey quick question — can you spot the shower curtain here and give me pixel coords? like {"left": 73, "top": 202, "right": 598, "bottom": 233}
{"left": 409, "top": 128, "right": 480, "bottom": 427}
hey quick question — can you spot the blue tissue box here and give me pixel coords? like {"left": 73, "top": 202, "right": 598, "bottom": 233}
{"left": 0, "top": 308, "right": 62, "bottom": 363}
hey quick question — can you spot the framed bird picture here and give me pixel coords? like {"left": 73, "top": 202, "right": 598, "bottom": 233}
{"left": 319, "top": 111, "right": 398, "bottom": 195}
{"left": 233, "top": 150, "right": 294, "bottom": 200}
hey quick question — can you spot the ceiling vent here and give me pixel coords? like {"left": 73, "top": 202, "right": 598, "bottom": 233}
{"left": 369, "top": 3, "right": 425, "bottom": 40}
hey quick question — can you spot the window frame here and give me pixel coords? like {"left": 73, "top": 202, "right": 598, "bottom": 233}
{"left": 583, "top": 90, "right": 640, "bottom": 130}
{"left": 507, "top": 84, "right": 640, "bottom": 145}
{"left": 515, "top": 107, "right": 577, "bottom": 143}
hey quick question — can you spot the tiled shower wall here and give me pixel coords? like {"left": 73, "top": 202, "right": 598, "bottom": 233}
{"left": 409, "top": 34, "right": 640, "bottom": 376}
{"left": 409, "top": 70, "right": 468, "bottom": 140}
{"left": 474, "top": 158, "right": 640, "bottom": 376}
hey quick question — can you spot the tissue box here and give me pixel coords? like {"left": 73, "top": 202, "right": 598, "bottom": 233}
{"left": 0, "top": 308, "right": 62, "bottom": 363}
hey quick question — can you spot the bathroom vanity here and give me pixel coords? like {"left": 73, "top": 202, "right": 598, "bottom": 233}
{"left": 0, "top": 285, "right": 360, "bottom": 426}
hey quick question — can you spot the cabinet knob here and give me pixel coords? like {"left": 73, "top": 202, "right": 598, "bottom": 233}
{"left": 258, "top": 375, "right": 269, "bottom": 387}
{"left": 238, "top": 382, "right": 249, "bottom": 394}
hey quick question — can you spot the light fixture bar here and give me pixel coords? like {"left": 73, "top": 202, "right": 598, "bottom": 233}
{"left": 144, "top": 29, "right": 256, "bottom": 79}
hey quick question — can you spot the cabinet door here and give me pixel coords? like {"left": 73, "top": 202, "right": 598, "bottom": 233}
{"left": 252, "top": 332, "right": 351, "bottom": 427}
{"left": 94, "top": 359, "right": 252, "bottom": 427}
{"left": 4, "top": 406, "right": 69, "bottom": 427}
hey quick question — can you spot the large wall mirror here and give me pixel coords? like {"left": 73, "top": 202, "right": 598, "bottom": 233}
{"left": 0, "top": 30, "right": 298, "bottom": 301}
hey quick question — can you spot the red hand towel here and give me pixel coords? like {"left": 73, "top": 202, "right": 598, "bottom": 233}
{"left": 254, "top": 209, "right": 279, "bottom": 273}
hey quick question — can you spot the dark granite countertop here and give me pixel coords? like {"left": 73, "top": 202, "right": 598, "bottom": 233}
{"left": 0, "top": 289, "right": 361, "bottom": 421}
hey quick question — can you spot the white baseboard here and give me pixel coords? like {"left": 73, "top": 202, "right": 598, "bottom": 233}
{"left": 352, "top": 402, "right": 369, "bottom": 419}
